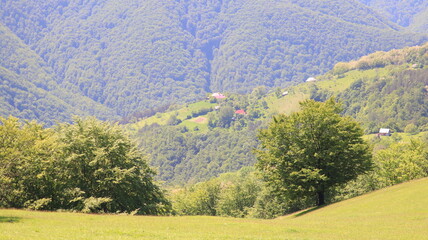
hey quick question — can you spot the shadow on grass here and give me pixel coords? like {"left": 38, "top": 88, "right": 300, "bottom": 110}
{"left": 292, "top": 205, "right": 327, "bottom": 218}
{"left": 0, "top": 216, "right": 22, "bottom": 223}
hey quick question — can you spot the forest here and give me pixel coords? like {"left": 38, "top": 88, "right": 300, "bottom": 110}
{"left": 1, "top": 0, "right": 428, "bottom": 123}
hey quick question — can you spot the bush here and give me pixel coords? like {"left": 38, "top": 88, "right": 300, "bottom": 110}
{"left": 404, "top": 123, "right": 419, "bottom": 135}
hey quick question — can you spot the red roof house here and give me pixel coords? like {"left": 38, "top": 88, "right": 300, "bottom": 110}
{"left": 212, "top": 92, "right": 226, "bottom": 99}
{"left": 235, "top": 109, "right": 246, "bottom": 115}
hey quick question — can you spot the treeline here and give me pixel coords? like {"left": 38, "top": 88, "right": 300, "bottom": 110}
{"left": 333, "top": 43, "right": 428, "bottom": 133}
{"left": 0, "top": 117, "right": 170, "bottom": 214}
{"left": 2, "top": 116, "right": 427, "bottom": 218}
{"left": 119, "top": 104, "right": 172, "bottom": 124}
{"left": 171, "top": 136, "right": 428, "bottom": 218}
{"left": 332, "top": 43, "right": 428, "bottom": 74}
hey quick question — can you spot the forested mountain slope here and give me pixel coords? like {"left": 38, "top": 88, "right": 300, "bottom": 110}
{"left": 131, "top": 43, "right": 428, "bottom": 185}
{"left": 0, "top": 0, "right": 427, "bottom": 120}
{"left": 357, "top": 0, "right": 428, "bottom": 32}
{"left": 0, "top": 23, "right": 116, "bottom": 125}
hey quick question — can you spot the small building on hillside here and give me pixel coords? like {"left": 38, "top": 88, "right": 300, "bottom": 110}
{"left": 212, "top": 92, "right": 226, "bottom": 99}
{"left": 378, "top": 128, "right": 391, "bottom": 136}
{"left": 235, "top": 109, "right": 246, "bottom": 115}
{"left": 306, "top": 77, "right": 317, "bottom": 82}
{"left": 412, "top": 63, "right": 423, "bottom": 69}
{"left": 282, "top": 91, "right": 289, "bottom": 96}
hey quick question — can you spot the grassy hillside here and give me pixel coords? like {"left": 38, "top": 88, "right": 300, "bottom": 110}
{"left": 0, "top": 0, "right": 427, "bottom": 120}
{"left": 1, "top": 177, "right": 427, "bottom": 239}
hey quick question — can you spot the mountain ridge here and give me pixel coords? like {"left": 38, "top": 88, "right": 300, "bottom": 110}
{"left": 1, "top": 0, "right": 427, "bottom": 122}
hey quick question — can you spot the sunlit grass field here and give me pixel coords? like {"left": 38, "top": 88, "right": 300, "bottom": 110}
{"left": 1, "top": 178, "right": 427, "bottom": 240}
{"left": 127, "top": 101, "right": 215, "bottom": 132}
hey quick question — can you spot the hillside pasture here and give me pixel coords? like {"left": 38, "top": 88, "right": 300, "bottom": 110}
{"left": 1, "top": 178, "right": 427, "bottom": 239}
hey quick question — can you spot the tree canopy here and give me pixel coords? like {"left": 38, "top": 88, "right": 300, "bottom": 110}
{"left": 0, "top": 116, "right": 170, "bottom": 214}
{"left": 256, "top": 98, "right": 372, "bottom": 206}
{"left": 0, "top": 0, "right": 427, "bottom": 122}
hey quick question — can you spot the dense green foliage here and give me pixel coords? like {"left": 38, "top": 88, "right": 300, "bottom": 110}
{"left": 256, "top": 99, "right": 372, "bottom": 206}
{"left": 372, "top": 140, "right": 428, "bottom": 187}
{"left": 334, "top": 136, "right": 428, "bottom": 201}
{"left": 1, "top": 0, "right": 427, "bottom": 121}
{"left": 136, "top": 124, "right": 259, "bottom": 185}
{"left": 0, "top": 23, "right": 117, "bottom": 125}
{"left": 171, "top": 133, "right": 428, "bottom": 219}
{"left": 0, "top": 117, "right": 57, "bottom": 209}
{"left": 172, "top": 167, "right": 262, "bottom": 218}
{"left": 0, "top": 117, "right": 169, "bottom": 214}
{"left": 171, "top": 166, "right": 304, "bottom": 219}
{"left": 132, "top": 89, "right": 273, "bottom": 185}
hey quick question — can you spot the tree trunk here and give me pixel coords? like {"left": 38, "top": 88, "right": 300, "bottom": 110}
{"left": 317, "top": 191, "right": 325, "bottom": 206}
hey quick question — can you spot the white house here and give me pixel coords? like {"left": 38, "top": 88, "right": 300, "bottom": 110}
{"left": 306, "top": 77, "right": 317, "bottom": 82}
{"left": 378, "top": 128, "right": 391, "bottom": 136}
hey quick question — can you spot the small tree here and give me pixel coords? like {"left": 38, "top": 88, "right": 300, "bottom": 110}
{"left": 217, "top": 106, "right": 235, "bottom": 128}
{"left": 256, "top": 98, "right": 372, "bottom": 207}
{"left": 275, "top": 87, "right": 282, "bottom": 99}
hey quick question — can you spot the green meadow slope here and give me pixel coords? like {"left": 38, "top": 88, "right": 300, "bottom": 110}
{"left": 1, "top": 177, "right": 427, "bottom": 239}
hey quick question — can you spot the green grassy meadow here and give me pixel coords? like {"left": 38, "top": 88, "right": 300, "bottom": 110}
{"left": 1, "top": 178, "right": 427, "bottom": 240}
{"left": 127, "top": 101, "right": 215, "bottom": 132}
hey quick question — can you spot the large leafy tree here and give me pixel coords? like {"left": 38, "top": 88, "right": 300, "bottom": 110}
{"left": 0, "top": 116, "right": 58, "bottom": 208}
{"left": 256, "top": 98, "right": 372, "bottom": 207}
{"left": 0, "top": 116, "right": 170, "bottom": 214}
{"left": 55, "top": 117, "right": 171, "bottom": 214}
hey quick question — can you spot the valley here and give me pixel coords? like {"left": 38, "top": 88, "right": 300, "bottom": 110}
{"left": 0, "top": 1, "right": 428, "bottom": 238}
